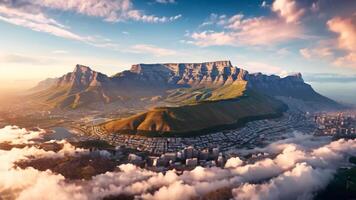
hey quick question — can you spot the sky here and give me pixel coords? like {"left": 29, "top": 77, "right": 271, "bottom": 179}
{"left": 0, "top": 0, "right": 355, "bottom": 102}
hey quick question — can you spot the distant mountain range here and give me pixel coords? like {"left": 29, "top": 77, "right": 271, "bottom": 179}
{"left": 29, "top": 61, "right": 343, "bottom": 136}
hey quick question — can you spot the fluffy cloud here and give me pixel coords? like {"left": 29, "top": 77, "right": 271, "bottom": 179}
{"left": 272, "top": 0, "right": 305, "bottom": 23}
{"left": 327, "top": 15, "right": 356, "bottom": 68}
{"left": 0, "top": 125, "right": 44, "bottom": 144}
{"left": 0, "top": 4, "right": 88, "bottom": 41}
{"left": 189, "top": 0, "right": 311, "bottom": 47}
{"left": 31, "top": 0, "right": 132, "bottom": 22}
{"left": 232, "top": 163, "right": 333, "bottom": 200}
{"left": 1, "top": 126, "right": 356, "bottom": 200}
{"left": 2, "top": 0, "right": 181, "bottom": 23}
{"left": 0, "top": 3, "right": 120, "bottom": 49}
{"left": 190, "top": 13, "right": 305, "bottom": 47}
{"left": 328, "top": 16, "right": 356, "bottom": 52}
{"left": 225, "top": 157, "right": 243, "bottom": 168}
{"left": 0, "top": 0, "right": 181, "bottom": 48}
{"left": 300, "top": 15, "right": 356, "bottom": 68}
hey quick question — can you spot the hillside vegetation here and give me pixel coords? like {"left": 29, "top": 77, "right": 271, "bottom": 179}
{"left": 103, "top": 89, "right": 287, "bottom": 136}
{"left": 165, "top": 81, "right": 247, "bottom": 105}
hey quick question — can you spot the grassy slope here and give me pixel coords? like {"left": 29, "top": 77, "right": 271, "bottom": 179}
{"left": 29, "top": 85, "right": 113, "bottom": 109}
{"left": 103, "top": 86, "right": 287, "bottom": 136}
{"left": 165, "top": 81, "right": 246, "bottom": 105}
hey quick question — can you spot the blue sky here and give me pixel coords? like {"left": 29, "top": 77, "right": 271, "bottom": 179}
{"left": 0, "top": 0, "right": 355, "bottom": 102}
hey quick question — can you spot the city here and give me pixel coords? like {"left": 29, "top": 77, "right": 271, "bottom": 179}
{"left": 69, "top": 110, "right": 316, "bottom": 171}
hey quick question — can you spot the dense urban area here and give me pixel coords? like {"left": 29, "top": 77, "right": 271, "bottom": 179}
{"left": 64, "top": 110, "right": 355, "bottom": 171}
{"left": 1, "top": 104, "right": 355, "bottom": 172}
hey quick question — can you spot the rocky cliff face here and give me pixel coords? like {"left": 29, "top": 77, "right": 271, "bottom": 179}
{"left": 31, "top": 61, "right": 341, "bottom": 109}
{"left": 56, "top": 64, "right": 111, "bottom": 91}
{"left": 127, "top": 61, "right": 248, "bottom": 86}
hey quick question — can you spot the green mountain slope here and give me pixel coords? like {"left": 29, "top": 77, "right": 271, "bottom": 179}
{"left": 103, "top": 88, "right": 287, "bottom": 136}
{"left": 165, "top": 81, "right": 247, "bottom": 105}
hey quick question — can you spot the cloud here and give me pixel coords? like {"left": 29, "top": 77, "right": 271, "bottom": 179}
{"left": 232, "top": 163, "right": 333, "bottom": 200}
{"left": 327, "top": 15, "right": 356, "bottom": 68}
{"left": 129, "top": 44, "right": 177, "bottom": 57}
{"left": 0, "top": 3, "right": 118, "bottom": 49}
{"left": 261, "top": 1, "right": 269, "bottom": 8}
{"left": 300, "top": 47, "right": 333, "bottom": 59}
{"left": 272, "top": 0, "right": 305, "bottom": 23}
{"left": 0, "top": 0, "right": 180, "bottom": 50}
{"left": 127, "top": 11, "right": 181, "bottom": 23}
{"left": 0, "top": 125, "right": 44, "bottom": 144}
{"left": 242, "top": 61, "right": 287, "bottom": 76}
{"left": 303, "top": 73, "right": 356, "bottom": 83}
{"left": 4, "top": 0, "right": 181, "bottom": 23}
{"left": 301, "top": 14, "right": 356, "bottom": 69}
{"left": 0, "top": 4, "right": 88, "bottom": 41}
{"left": 190, "top": 14, "right": 305, "bottom": 47}
{"left": 225, "top": 157, "right": 243, "bottom": 168}
{"left": 328, "top": 16, "right": 356, "bottom": 52}
{"left": 199, "top": 13, "right": 227, "bottom": 28}
{"left": 2, "top": 126, "right": 356, "bottom": 200}
{"left": 31, "top": 0, "right": 132, "bottom": 22}
{"left": 155, "top": 0, "right": 176, "bottom": 4}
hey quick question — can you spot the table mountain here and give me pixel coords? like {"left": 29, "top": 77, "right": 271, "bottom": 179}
{"left": 30, "top": 61, "right": 341, "bottom": 110}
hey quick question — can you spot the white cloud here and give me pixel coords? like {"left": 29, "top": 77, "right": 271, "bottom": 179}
{"left": 0, "top": 0, "right": 181, "bottom": 50}
{"left": 272, "top": 0, "right": 305, "bottom": 23}
{"left": 199, "top": 13, "right": 227, "bottom": 28}
{"left": 225, "top": 157, "right": 243, "bottom": 168}
{"left": 0, "top": 3, "right": 119, "bottom": 49}
{"left": 5, "top": 0, "right": 181, "bottom": 23}
{"left": 190, "top": 15, "right": 305, "bottom": 47}
{"left": 32, "top": 0, "right": 132, "bottom": 22}
{"left": 261, "top": 1, "right": 269, "bottom": 8}
{"left": 1, "top": 126, "right": 356, "bottom": 200}
{"left": 127, "top": 11, "right": 181, "bottom": 23}
{"left": 0, "top": 5, "right": 88, "bottom": 41}
{"left": 0, "top": 125, "right": 44, "bottom": 144}
{"left": 129, "top": 44, "right": 177, "bottom": 57}
{"left": 232, "top": 162, "right": 333, "bottom": 200}
{"left": 156, "top": 0, "right": 176, "bottom": 4}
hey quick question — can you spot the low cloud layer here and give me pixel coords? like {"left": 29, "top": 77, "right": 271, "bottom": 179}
{"left": 1, "top": 127, "right": 356, "bottom": 200}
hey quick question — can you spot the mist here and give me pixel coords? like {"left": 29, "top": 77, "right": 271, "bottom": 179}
{"left": 1, "top": 126, "right": 356, "bottom": 200}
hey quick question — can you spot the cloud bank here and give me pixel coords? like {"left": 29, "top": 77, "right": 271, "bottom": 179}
{"left": 1, "top": 127, "right": 356, "bottom": 200}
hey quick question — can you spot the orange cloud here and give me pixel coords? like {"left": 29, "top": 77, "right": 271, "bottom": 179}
{"left": 327, "top": 15, "right": 356, "bottom": 68}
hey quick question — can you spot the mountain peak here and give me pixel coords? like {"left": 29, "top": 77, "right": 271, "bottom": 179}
{"left": 285, "top": 72, "right": 303, "bottom": 82}
{"left": 74, "top": 64, "right": 92, "bottom": 73}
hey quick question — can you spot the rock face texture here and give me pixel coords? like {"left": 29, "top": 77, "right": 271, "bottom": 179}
{"left": 126, "top": 61, "right": 248, "bottom": 86}
{"left": 56, "top": 65, "right": 112, "bottom": 93}
{"left": 31, "top": 61, "right": 340, "bottom": 109}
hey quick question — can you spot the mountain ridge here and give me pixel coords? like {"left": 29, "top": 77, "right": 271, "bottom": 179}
{"left": 30, "top": 60, "right": 341, "bottom": 110}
